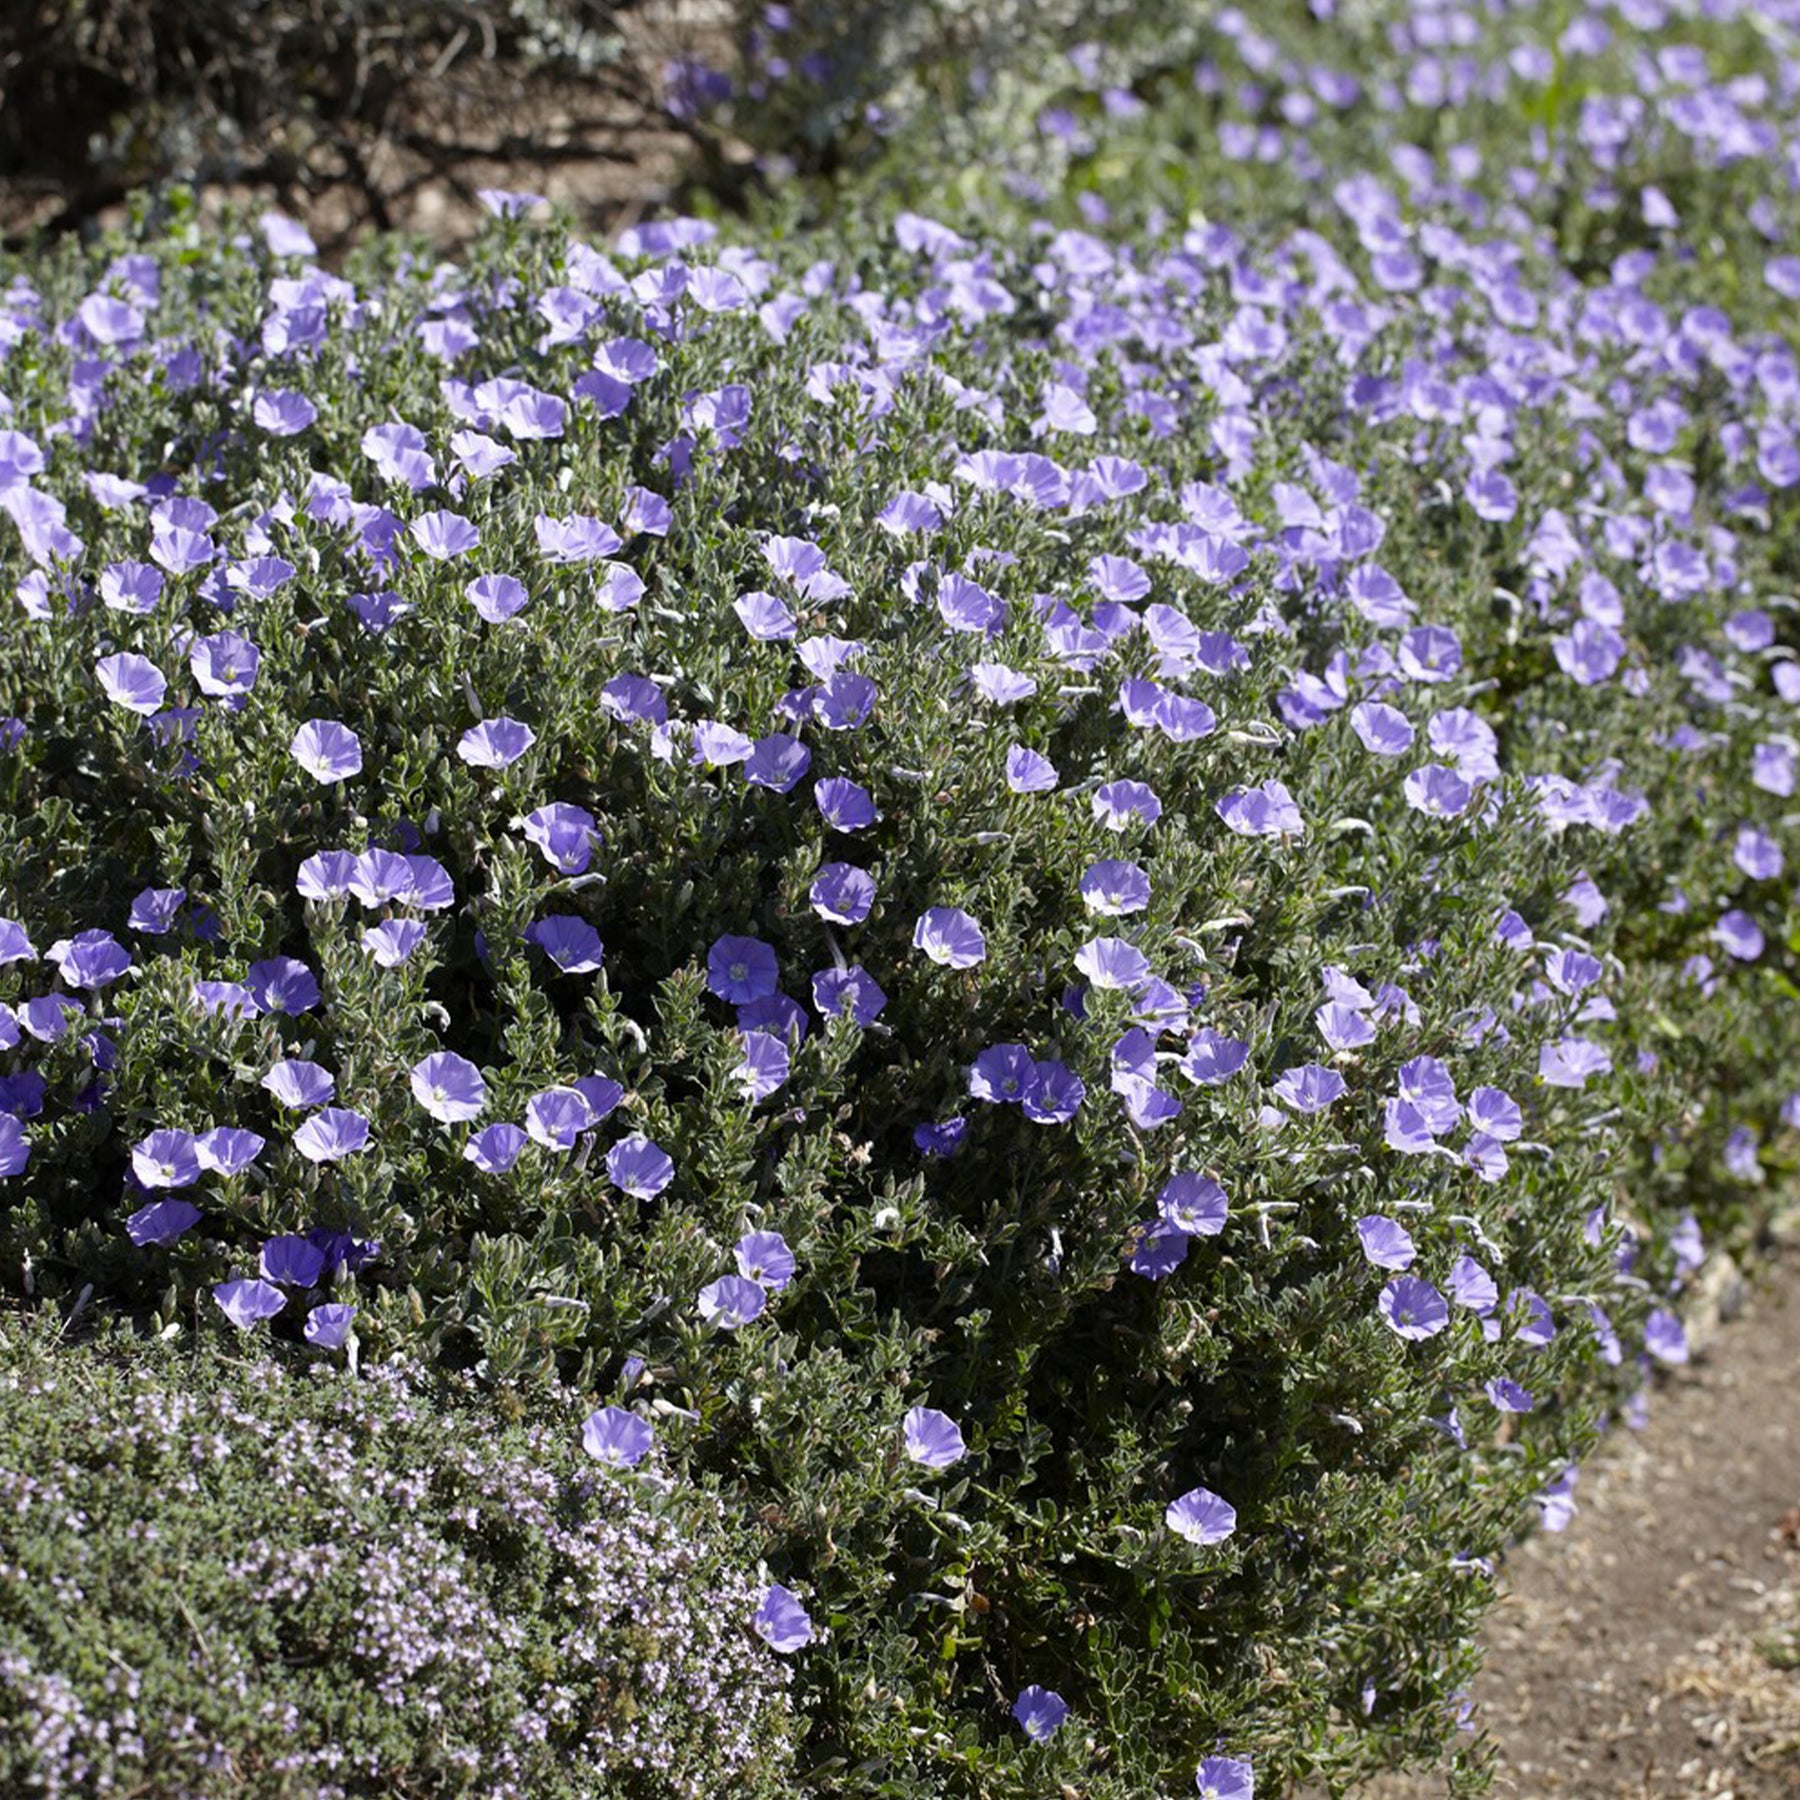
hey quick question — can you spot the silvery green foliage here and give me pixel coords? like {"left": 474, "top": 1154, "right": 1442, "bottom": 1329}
{"left": 3, "top": 0, "right": 1800, "bottom": 1791}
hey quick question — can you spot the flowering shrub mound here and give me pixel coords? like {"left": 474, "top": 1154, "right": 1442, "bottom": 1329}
{"left": 0, "top": 1309, "right": 795, "bottom": 1797}
{"left": 5, "top": 0, "right": 1800, "bottom": 1791}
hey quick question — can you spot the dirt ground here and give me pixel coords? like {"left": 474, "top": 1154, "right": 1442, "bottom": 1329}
{"left": 1358, "top": 1245, "right": 1800, "bottom": 1800}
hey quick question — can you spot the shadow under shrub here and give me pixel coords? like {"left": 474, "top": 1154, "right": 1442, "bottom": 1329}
{"left": 0, "top": 1307, "right": 795, "bottom": 1798}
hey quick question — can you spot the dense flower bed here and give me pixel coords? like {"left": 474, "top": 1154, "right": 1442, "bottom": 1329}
{"left": 5, "top": 0, "right": 1800, "bottom": 1792}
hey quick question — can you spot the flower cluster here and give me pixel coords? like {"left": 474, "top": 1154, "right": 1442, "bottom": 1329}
{"left": 4, "top": 0, "right": 1800, "bottom": 1790}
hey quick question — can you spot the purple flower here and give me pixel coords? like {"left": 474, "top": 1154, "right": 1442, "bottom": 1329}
{"left": 813, "top": 673, "right": 874, "bottom": 734}
{"left": 1012, "top": 1686, "right": 1070, "bottom": 1743}
{"left": 1379, "top": 1276, "right": 1450, "bottom": 1341}
{"left": 304, "top": 1303, "right": 357, "bottom": 1350}
{"left": 1075, "top": 936, "right": 1151, "bottom": 991}
{"left": 1217, "top": 780, "right": 1305, "bottom": 840}
{"left": 0, "top": 920, "right": 34, "bottom": 965}
{"left": 812, "top": 966, "right": 887, "bottom": 1027}
{"left": 290, "top": 719, "right": 363, "bottom": 782}
{"left": 734, "top": 1030, "right": 790, "bottom": 1102}
{"left": 1465, "top": 468, "right": 1518, "bottom": 522}
{"left": 296, "top": 850, "right": 357, "bottom": 900}
{"left": 1196, "top": 1755, "right": 1255, "bottom": 1800}
{"left": 96, "top": 652, "right": 167, "bottom": 715}
{"left": 708, "top": 934, "right": 779, "bottom": 1003}
{"left": 525, "top": 1087, "right": 593, "bottom": 1151}
{"left": 477, "top": 186, "right": 543, "bottom": 217}
{"left": 699, "top": 1274, "right": 766, "bottom": 1329}
{"left": 971, "top": 662, "right": 1037, "bottom": 704}
{"left": 260, "top": 1235, "right": 327, "bottom": 1287}
{"left": 100, "top": 560, "right": 164, "bottom": 614}
{"left": 535, "top": 512, "right": 621, "bottom": 563}
{"left": 1644, "top": 1307, "right": 1689, "bottom": 1365}
{"left": 252, "top": 389, "right": 316, "bottom": 435}
{"left": 1158, "top": 1173, "right": 1228, "bottom": 1236}
{"left": 1316, "top": 1002, "right": 1375, "bottom": 1051}
{"left": 247, "top": 957, "right": 320, "bottom": 1016}
{"left": 1713, "top": 909, "right": 1765, "bottom": 962}
{"left": 457, "top": 717, "right": 537, "bottom": 768}
{"left": 606, "top": 1133, "right": 674, "bottom": 1198}
{"left": 1403, "top": 763, "right": 1472, "bottom": 818}
{"left": 938, "top": 572, "right": 1005, "bottom": 634}
{"left": 814, "top": 776, "right": 880, "bottom": 831}
{"left": 132, "top": 1129, "right": 201, "bottom": 1190}
{"left": 690, "top": 723, "right": 752, "bottom": 768}
{"left": 148, "top": 520, "right": 214, "bottom": 576}
{"left": 292, "top": 1107, "right": 372, "bottom": 1163}
{"left": 594, "top": 563, "right": 645, "bottom": 613}
{"left": 128, "top": 887, "right": 186, "bottom": 935}
{"left": 125, "top": 1197, "right": 199, "bottom": 1246}
{"left": 1356, "top": 1215, "right": 1415, "bottom": 1270}
{"left": 362, "top": 919, "right": 427, "bottom": 967}
{"left": 213, "top": 1277, "right": 287, "bottom": 1328}
{"left": 903, "top": 1406, "right": 967, "bottom": 1469}
{"left": 1538, "top": 1037, "right": 1613, "bottom": 1089}
{"left": 262, "top": 1059, "right": 334, "bottom": 1109}
{"left": 1733, "top": 827, "right": 1784, "bottom": 883}
{"left": 411, "top": 1051, "right": 488, "bottom": 1124}
{"left": 196, "top": 1127, "right": 264, "bottom": 1177}
{"left": 1449, "top": 1255, "right": 1499, "bottom": 1313}
{"left": 1399, "top": 1056, "right": 1460, "bottom": 1133}
{"left": 522, "top": 802, "right": 598, "bottom": 875}
{"left": 525, "top": 914, "right": 604, "bottom": 974}
{"left": 190, "top": 631, "right": 261, "bottom": 699}
{"left": 1093, "top": 779, "right": 1162, "bottom": 831}
{"left": 1128, "top": 1218, "right": 1190, "bottom": 1279}
{"left": 1468, "top": 1086, "right": 1522, "bottom": 1140}
{"left": 914, "top": 1117, "right": 967, "bottom": 1158}
{"left": 1165, "top": 1485, "right": 1236, "bottom": 1545}
{"left": 970, "top": 1043, "right": 1034, "bottom": 1103}
{"left": 1485, "top": 1376, "right": 1535, "bottom": 1413}
{"left": 467, "top": 573, "right": 530, "bottom": 623}
{"left": 1350, "top": 701, "right": 1415, "bottom": 756}
{"left": 913, "top": 907, "right": 986, "bottom": 969}
{"left": 754, "top": 1584, "right": 814, "bottom": 1653}
{"left": 810, "top": 862, "right": 875, "bottom": 924}
{"left": 1554, "top": 618, "right": 1626, "bottom": 686}
{"left": 18, "top": 995, "right": 76, "bottom": 1043}
{"left": 735, "top": 589, "right": 796, "bottom": 640}
{"left": 739, "top": 733, "right": 807, "bottom": 794}
{"left": 1272, "top": 1064, "right": 1346, "bottom": 1113}
{"left": 411, "top": 509, "right": 480, "bottom": 559}
{"left": 1398, "top": 625, "right": 1462, "bottom": 683}
{"left": 877, "top": 491, "right": 944, "bottom": 535}
{"left": 738, "top": 993, "right": 807, "bottom": 1043}
{"left": 1005, "top": 745, "right": 1058, "bottom": 793}
{"left": 1181, "top": 1030, "right": 1251, "bottom": 1085}
{"left": 735, "top": 1230, "right": 796, "bottom": 1290}
{"left": 466, "top": 1122, "right": 528, "bottom": 1173}
{"left": 363, "top": 421, "right": 437, "bottom": 490}
{"left": 49, "top": 929, "right": 131, "bottom": 989}
{"left": 1080, "top": 859, "right": 1150, "bottom": 916}
{"left": 582, "top": 1406, "right": 655, "bottom": 1468}
{"left": 1022, "top": 1059, "right": 1086, "bottom": 1125}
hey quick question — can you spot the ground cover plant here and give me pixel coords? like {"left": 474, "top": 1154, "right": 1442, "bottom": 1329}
{"left": 5, "top": 0, "right": 1800, "bottom": 1793}
{"left": 0, "top": 1306, "right": 795, "bottom": 1797}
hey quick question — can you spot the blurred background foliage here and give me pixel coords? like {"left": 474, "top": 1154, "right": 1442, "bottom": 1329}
{"left": 0, "top": 0, "right": 1200, "bottom": 254}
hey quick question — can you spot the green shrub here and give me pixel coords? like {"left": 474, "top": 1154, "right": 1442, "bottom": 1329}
{"left": 0, "top": 1306, "right": 795, "bottom": 1797}
{"left": 2, "top": 0, "right": 1800, "bottom": 1792}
